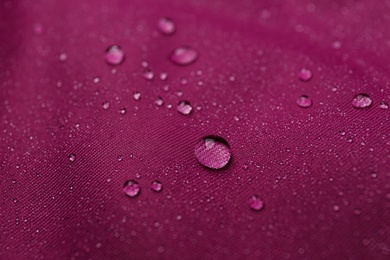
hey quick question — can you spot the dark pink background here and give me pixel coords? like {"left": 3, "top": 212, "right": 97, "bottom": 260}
{"left": 1, "top": 0, "right": 390, "bottom": 259}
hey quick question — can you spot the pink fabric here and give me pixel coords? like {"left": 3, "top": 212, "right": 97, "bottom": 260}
{"left": 1, "top": 0, "right": 390, "bottom": 259}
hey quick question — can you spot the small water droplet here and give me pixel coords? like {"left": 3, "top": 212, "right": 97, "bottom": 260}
{"left": 117, "top": 155, "right": 124, "bottom": 162}
{"left": 346, "top": 137, "right": 353, "bottom": 143}
{"left": 248, "top": 195, "right": 264, "bottom": 211}
{"left": 59, "top": 52, "right": 68, "bottom": 62}
{"left": 169, "top": 46, "right": 199, "bottom": 66}
{"left": 162, "top": 85, "right": 170, "bottom": 92}
{"left": 159, "top": 72, "right": 168, "bottom": 81}
{"left": 123, "top": 180, "right": 140, "bottom": 197}
{"left": 133, "top": 91, "right": 141, "bottom": 100}
{"left": 68, "top": 154, "right": 76, "bottom": 162}
{"left": 143, "top": 68, "right": 154, "bottom": 80}
{"left": 299, "top": 68, "right": 313, "bottom": 81}
{"left": 102, "top": 101, "right": 110, "bottom": 110}
{"left": 339, "top": 130, "right": 346, "bottom": 136}
{"left": 379, "top": 101, "right": 389, "bottom": 110}
{"left": 175, "top": 90, "right": 183, "bottom": 97}
{"left": 105, "top": 45, "right": 125, "bottom": 65}
{"left": 296, "top": 95, "right": 313, "bottom": 108}
{"left": 119, "top": 108, "right": 127, "bottom": 115}
{"left": 151, "top": 180, "right": 163, "bottom": 192}
{"left": 177, "top": 101, "right": 192, "bottom": 115}
{"left": 333, "top": 205, "right": 340, "bottom": 212}
{"left": 194, "top": 136, "right": 231, "bottom": 169}
{"left": 157, "top": 17, "right": 176, "bottom": 35}
{"left": 242, "top": 163, "right": 249, "bottom": 170}
{"left": 155, "top": 97, "right": 164, "bottom": 106}
{"left": 180, "top": 78, "right": 188, "bottom": 85}
{"left": 93, "top": 77, "right": 101, "bottom": 84}
{"left": 352, "top": 94, "right": 372, "bottom": 109}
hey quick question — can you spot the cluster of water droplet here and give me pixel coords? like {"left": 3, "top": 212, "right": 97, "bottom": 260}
{"left": 65, "top": 16, "right": 389, "bottom": 214}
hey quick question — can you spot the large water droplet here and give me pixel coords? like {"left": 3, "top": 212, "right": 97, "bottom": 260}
{"left": 151, "top": 180, "right": 163, "bottom": 192}
{"left": 123, "top": 180, "right": 140, "bottom": 197}
{"left": 194, "top": 136, "right": 231, "bottom": 169}
{"left": 352, "top": 94, "right": 372, "bottom": 109}
{"left": 105, "top": 45, "right": 125, "bottom": 65}
{"left": 296, "top": 95, "right": 312, "bottom": 108}
{"left": 169, "top": 47, "right": 199, "bottom": 66}
{"left": 379, "top": 101, "right": 389, "bottom": 110}
{"left": 248, "top": 195, "right": 264, "bottom": 211}
{"left": 299, "top": 68, "right": 313, "bottom": 81}
{"left": 177, "top": 101, "right": 192, "bottom": 115}
{"left": 157, "top": 17, "right": 176, "bottom": 35}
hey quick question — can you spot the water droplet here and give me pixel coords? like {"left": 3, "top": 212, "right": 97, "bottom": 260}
{"left": 68, "top": 154, "right": 76, "bottom": 162}
{"left": 133, "top": 91, "right": 141, "bottom": 101}
{"left": 143, "top": 68, "right": 154, "bottom": 80}
{"left": 119, "top": 108, "right": 127, "bottom": 115}
{"left": 296, "top": 95, "right": 313, "bottom": 108}
{"left": 155, "top": 97, "right": 164, "bottom": 106}
{"left": 346, "top": 137, "right": 353, "bottom": 143}
{"left": 117, "top": 155, "right": 124, "bottom": 162}
{"left": 105, "top": 45, "right": 125, "bottom": 65}
{"left": 248, "top": 195, "right": 264, "bottom": 211}
{"left": 169, "top": 46, "right": 199, "bottom": 66}
{"left": 159, "top": 72, "right": 168, "bottom": 81}
{"left": 180, "top": 78, "right": 188, "bottom": 85}
{"left": 93, "top": 77, "right": 101, "bottom": 84}
{"left": 151, "top": 180, "right": 163, "bottom": 192}
{"left": 177, "top": 101, "right": 192, "bottom": 115}
{"left": 175, "top": 90, "right": 183, "bottom": 97}
{"left": 123, "top": 180, "right": 140, "bottom": 197}
{"left": 339, "top": 130, "right": 346, "bottom": 136}
{"left": 157, "top": 17, "right": 176, "bottom": 35}
{"left": 352, "top": 94, "right": 372, "bottom": 109}
{"left": 299, "top": 68, "right": 313, "bottom": 81}
{"left": 379, "top": 101, "right": 389, "bottom": 110}
{"left": 242, "top": 163, "right": 249, "bottom": 170}
{"left": 59, "top": 52, "right": 68, "bottom": 62}
{"left": 333, "top": 205, "right": 340, "bottom": 212}
{"left": 162, "top": 85, "right": 170, "bottom": 92}
{"left": 102, "top": 101, "right": 110, "bottom": 110}
{"left": 194, "top": 136, "right": 231, "bottom": 169}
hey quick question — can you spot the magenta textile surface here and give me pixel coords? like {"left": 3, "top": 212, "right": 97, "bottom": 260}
{"left": 1, "top": 0, "right": 390, "bottom": 259}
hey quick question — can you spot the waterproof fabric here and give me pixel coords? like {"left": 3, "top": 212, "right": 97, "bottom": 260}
{"left": 1, "top": 0, "right": 390, "bottom": 259}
